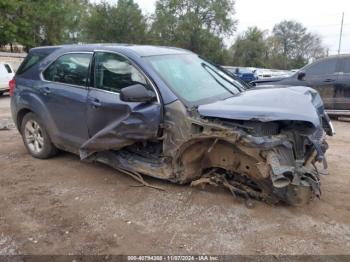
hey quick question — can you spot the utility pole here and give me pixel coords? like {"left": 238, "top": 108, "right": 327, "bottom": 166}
{"left": 338, "top": 12, "right": 344, "bottom": 54}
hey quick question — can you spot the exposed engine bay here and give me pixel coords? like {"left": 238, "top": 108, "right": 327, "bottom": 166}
{"left": 90, "top": 94, "right": 334, "bottom": 206}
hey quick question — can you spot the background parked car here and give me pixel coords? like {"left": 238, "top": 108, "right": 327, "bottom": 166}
{"left": 0, "top": 62, "right": 14, "bottom": 96}
{"left": 253, "top": 54, "right": 350, "bottom": 115}
{"left": 255, "top": 68, "right": 294, "bottom": 79}
{"left": 223, "top": 66, "right": 258, "bottom": 83}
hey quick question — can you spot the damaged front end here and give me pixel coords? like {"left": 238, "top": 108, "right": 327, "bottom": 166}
{"left": 161, "top": 99, "right": 331, "bottom": 206}
{"left": 77, "top": 66, "right": 335, "bottom": 206}
{"left": 91, "top": 86, "right": 333, "bottom": 206}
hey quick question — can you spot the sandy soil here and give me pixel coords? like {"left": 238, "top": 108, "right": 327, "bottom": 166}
{"left": 0, "top": 95, "right": 349, "bottom": 255}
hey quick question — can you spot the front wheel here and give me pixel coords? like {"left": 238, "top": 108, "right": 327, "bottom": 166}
{"left": 21, "top": 113, "right": 58, "bottom": 159}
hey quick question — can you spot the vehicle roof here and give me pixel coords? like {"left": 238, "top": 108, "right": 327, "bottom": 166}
{"left": 30, "top": 44, "right": 192, "bottom": 57}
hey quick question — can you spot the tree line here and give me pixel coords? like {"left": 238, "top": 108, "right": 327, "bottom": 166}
{"left": 0, "top": 0, "right": 327, "bottom": 69}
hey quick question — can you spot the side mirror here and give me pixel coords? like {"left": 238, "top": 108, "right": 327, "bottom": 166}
{"left": 120, "top": 84, "right": 156, "bottom": 103}
{"left": 297, "top": 71, "right": 306, "bottom": 80}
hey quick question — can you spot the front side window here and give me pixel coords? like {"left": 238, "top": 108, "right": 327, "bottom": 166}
{"left": 305, "top": 58, "right": 337, "bottom": 76}
{"left": 43, "top": 53, "right": 92, "bottom": 86}
{"left": 145, "top": 54, "right": 241, "bottom": 105}
{"left": 94, "top": 52, "right": 147, "bottom": 93}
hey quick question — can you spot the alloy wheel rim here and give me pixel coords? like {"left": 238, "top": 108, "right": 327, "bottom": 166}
{"left": 24, "top": 120, "right": 44, "bottom": 154}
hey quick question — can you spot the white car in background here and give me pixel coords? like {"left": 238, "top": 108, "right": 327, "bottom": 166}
{"left": 0, "top": 63, "right": 15, "bottom": 96}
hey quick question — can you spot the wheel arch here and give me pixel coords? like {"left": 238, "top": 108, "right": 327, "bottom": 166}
{"left": 17, "top": 108, "right": 32, "bottom": 133}
{"left": 14, "top": 91, "right": 58, "bottom": 139}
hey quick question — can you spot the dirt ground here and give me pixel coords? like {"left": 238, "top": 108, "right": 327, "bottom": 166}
{"left": 0, "top": 94, "right": 350, "bottom": 255}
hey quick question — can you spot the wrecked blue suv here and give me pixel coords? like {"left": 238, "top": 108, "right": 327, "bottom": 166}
{"left": 11, "top": 44, "right": 335, "bottom": 206}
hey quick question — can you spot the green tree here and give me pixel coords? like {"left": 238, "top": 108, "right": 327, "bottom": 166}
{"left": 28, "top": 0, "right": 87, "bottom": 46}
{"left": 151, "top": 0, "right": 237, "bottom": 63}
{"left": 0, "top": 1, "right": 16, "bottom": 48}
{"left": 0, "top": 0, "right": 31, "bottom": 50}
{"left": 82, "top": 0, "right": 148, "bottom": 44}
{"left": 229, "top": 27, "right": 268, "bottom": 67}
{"left": 0, "top": 0, "right": 87, "bottom": 50}
{"left": 271, "top": 20, "right": 326, "bottom": 69}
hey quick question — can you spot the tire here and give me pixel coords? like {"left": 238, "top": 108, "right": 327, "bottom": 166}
{"left": 20, "top": 113, "right": 58, "bottom": 159}
{"left": 0, "top": 92, "right": 3, "bottom": 96}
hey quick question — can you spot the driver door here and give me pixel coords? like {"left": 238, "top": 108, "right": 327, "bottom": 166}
{"left": 334, "top": 57, "right": 350, "bottom": 110}
{"left": 82, "top": 51, "right": 161, "bottom": 157}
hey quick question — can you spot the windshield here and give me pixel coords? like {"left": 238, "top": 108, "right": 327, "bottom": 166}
{"left": 145, "top": 54, "right": 243, "bottom": 106}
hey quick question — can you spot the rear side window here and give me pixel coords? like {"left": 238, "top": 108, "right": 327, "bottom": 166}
{"left": 4, "top": 64, "right": 12, "bottom": 73}
{"left": 17, "top": 52, "right": 47, "bottom": 75}
{"left": 43, "top": 53, "right": 92, "bottom": 87}
{"left": 339, "top": 57, "right": 350, "bottom": 73}
{"left": 306, "top": 58, "right": 337, "bottom": 76}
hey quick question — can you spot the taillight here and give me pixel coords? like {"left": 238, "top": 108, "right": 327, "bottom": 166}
{"left": 9, "top": 79, "right": 15, "bottom": 96}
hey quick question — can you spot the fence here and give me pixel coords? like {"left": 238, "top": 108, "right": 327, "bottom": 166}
{"left": 0, "top": 52, "right": 27, "bottom": 72}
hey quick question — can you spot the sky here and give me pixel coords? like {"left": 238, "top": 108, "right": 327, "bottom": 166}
{"left": 99, "top": 0, "right": 350, "bottom": 55}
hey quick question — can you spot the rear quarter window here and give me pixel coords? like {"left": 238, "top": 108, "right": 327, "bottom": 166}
{"left": 16, "top": 52, "right": 47, "bottom": 75}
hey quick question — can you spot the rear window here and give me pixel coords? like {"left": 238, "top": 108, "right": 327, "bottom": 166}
{"left": 17, "top": 52, "right": 47, "bottom": 75}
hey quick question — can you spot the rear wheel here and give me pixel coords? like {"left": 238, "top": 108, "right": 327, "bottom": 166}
{"left": 0, "top": 92, "right": 3, "bottom": 96}
{"left": 21, "top": 113, "right": 58, "bottom": 159}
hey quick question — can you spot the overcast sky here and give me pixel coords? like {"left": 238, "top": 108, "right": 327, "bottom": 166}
{"left": 99, "top": 0, "right": 350, "bottom": 55}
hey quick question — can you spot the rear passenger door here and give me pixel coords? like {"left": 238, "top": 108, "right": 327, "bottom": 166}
{"left": 41, "top": 53, "right": 93, "bottom": 149}
{"left": 303, "top": 57, "right": 339, "bottom": 110}
{"left": 335, "top": 57, "right": 350, "bottom": 110}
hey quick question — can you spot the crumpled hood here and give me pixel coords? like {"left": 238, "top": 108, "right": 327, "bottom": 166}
{"left": 198, "top": 86, "right": 323, "bottom": 128}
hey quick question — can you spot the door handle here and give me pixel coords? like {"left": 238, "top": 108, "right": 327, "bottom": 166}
{"left": 40, "top": 87, "right": 51, "bottom": 95}
{"left": 324, "top": 79, "right": 335, "bottom": 83}
{"left": 90, "top": 98, "right": 101, "bottom": 108}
